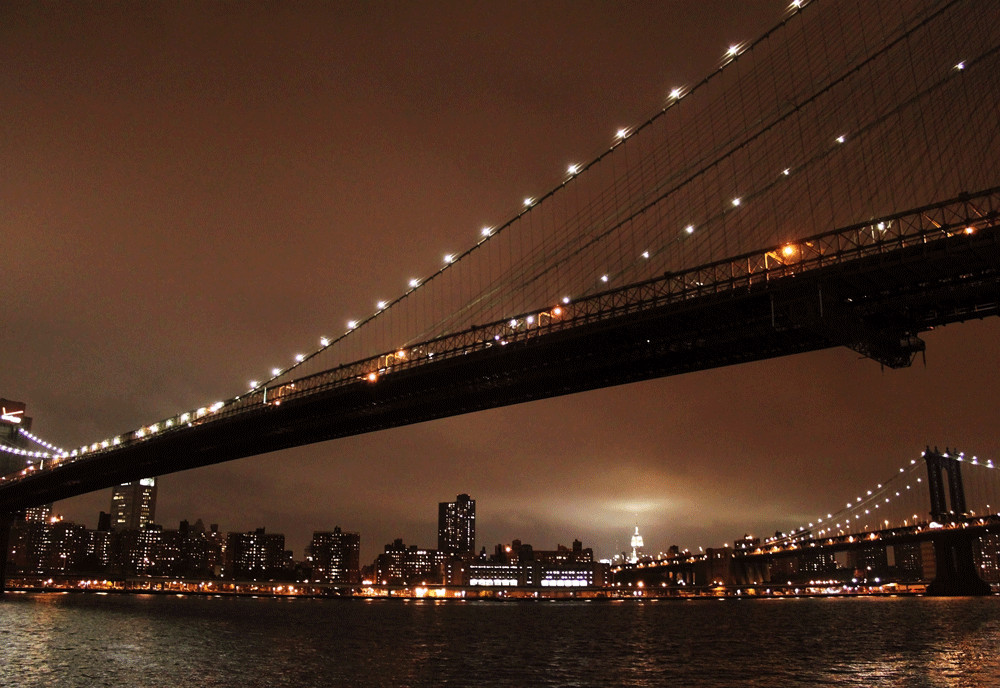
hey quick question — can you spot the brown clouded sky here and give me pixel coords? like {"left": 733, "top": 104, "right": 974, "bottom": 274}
{"left": 3, "top": 1, "right": 999, "bottom": 563}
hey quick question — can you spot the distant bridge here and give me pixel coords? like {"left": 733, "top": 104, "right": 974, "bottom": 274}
{"left": 613, "top": 449, "right": 1000, "bottom": 595}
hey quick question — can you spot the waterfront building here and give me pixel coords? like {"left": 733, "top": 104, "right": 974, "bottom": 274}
{"left": 976, "top": 533, "right": 1000, "bottom": 583}
{"left": 438, "top": 494, "right": 475, "bottom": 556}
{"left": 469, "top": 539, "right": 608, "bottom": 589}
{"left": 225, "top": 527, "right": 290, "bottom": 580}
{"left": 85, "top": 528, "right": 112, "bottom": 569}
{"left": 375, "top": 539, "right": 447, "bottom": 585}
{"left": 8, "top": 517, "right": 87, "bottom": 574}
{"left": 891, "top": 542, "right": 924, "bottom": 579}
{"left": 306, "top": 527, "right": 361, "bottom": 583}
{"left": 532, "top": 539, "right": 593, "bottom": 565}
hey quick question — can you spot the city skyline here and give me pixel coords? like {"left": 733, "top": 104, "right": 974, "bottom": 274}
{"left": 4, "top": 0, "right": 1000, "bottom": 565}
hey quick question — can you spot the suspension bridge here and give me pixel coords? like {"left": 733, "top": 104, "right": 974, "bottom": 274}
{"left": 2, "top": 0, "right": 999, "bottom": 589}
{"left": 613, "top": 447, "right": 1000, "bottom": 595}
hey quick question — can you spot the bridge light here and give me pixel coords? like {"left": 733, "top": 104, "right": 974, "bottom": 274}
{"left": 964, "top": 226, "right": 975, "bottom": 234}
{"left": 366, "top": 372, "right": 378, "bottom": 383}
{"left": 641, "top": 251, "right": 650, "bottom": 259}
{"left": 669, "top": 87, "right": 683, "bottom": 100}
{"left": 782, "top": 168, "right": 791, "bottom": 176}
{"left": 567, "top": 164, "right": 580, "bottom": 175}
{"left": 731, "top": 197, "right": 741, "bottom": 207}
{"left": 347, "top": 321, "right": 357, "bottom": 330}
{"left": 726, "top": 44, "right": 740, "bottom": 57}
{"left": 562, "top": 296, "right": 571, "bottom": 304}
{"left": 836, "top": 135, "right": 846, "bottom": 144}
{"left": 552, "top": 307, "right": 563, "bottom": 317}
{"left": 685, "top": 224, "right": 695, "bottom": 234}
{"left": 955, "top": 61, "right": 965, "bottom": 70}
{"left": 272, "top": 368, "right": 282, "bottom": 377}
{"left": 377, "top": 301, "right": 387, "bottom": 310}
{"left": 444, "top": 254, "right": 454, "bottom": 264}
{"left": 295, "top": 354, "right": 305, "bottom": 363}
{"left": 526, "top": 316, "right": 535, "bottom": 324}
{"left": 320, "top": 337, "right": 329, "bottom": 347}
{"left": 600, "top": 274, "right": 609, "bottom": 283}
{"left": 249, "top": 380, "right": 258, "bottom": 389}
{"left": 409, "top": 278, "right": 419, "bottom": 289}
{"left": 616, "top": 128, "right": 628, "bottom": 139}
{"left": 523, "top": 198, "right": 533, "bottom": 207}
{"left": 481, "top": 226, "right": 492, "bottom": 237}
{"left": 781, "top": 244, "right": 797, "bottom": 258}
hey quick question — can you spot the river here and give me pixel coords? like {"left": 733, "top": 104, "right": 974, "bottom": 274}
{"left": 2, "top": 593, "right": 999, "bottom": 687}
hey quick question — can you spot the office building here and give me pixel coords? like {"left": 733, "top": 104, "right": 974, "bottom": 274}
{"left": 110, "top": 478, "right": 157, "bottom": 531}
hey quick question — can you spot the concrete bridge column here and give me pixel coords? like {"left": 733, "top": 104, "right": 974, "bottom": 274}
{"left": 926, "top": 532, "right": 992, "bottom": 596}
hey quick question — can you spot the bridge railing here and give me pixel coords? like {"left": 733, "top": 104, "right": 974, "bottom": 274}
{"left": 3, "top": 188, "right": 998, "bottom": 486}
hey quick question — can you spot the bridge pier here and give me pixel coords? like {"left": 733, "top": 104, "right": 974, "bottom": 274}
{"left": 925, "top": 533, "right": 993, "bottom": 596}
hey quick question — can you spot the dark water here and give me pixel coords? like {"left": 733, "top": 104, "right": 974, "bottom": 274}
{"left": 2, "top": 594, "right": 1000, "bottom": 687}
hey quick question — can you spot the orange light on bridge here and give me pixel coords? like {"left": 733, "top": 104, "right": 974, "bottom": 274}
{"left": 366, "top": 372, "right": 378, "bottom": 383}
{"left": 552, "top": 306, "right": 563, "bottom": 317}
{"left": 965, "top": 226, "right": 976, "bottom": 234}
{"left": 781, "top": 244, "right": 797, "bottom": 258}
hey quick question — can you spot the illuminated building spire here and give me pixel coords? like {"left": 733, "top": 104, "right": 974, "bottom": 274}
{"left": 630, "top": 525, "right": 644, "bottom": 563}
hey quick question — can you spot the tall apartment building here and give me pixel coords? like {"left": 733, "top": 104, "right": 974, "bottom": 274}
{"left": 307, "top": 527, "right": 361, "bottom": 583}
{"left": 225, "top": 527, "right": 289, "bottom": 579}
{"left": 438, "top": 493, "right": 475, "bottom": 556}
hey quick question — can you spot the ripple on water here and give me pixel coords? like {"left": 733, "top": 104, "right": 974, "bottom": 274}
{"left": 1, "top": 594, "right": 999, "bottom": 687}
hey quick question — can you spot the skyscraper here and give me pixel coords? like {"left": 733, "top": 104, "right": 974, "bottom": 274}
{"left": 110, "top": 478, "right": 157, "bottom": 531}
{"left": 438, "top": 493, "right": 476, "bottom": 556}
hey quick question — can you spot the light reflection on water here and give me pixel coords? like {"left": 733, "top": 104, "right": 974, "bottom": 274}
{"left": 1, "top": 594, "right": 999, "bottom": 687}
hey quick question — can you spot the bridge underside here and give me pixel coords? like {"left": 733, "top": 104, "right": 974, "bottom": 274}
{"left": 2, "top": 223, "right": 998, "bottom": 513}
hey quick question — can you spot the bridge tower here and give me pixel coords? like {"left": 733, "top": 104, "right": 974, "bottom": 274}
{"left": 922, "top": 448, "right": 991, "bottom": 596}
{"left": 924, "top": 448, "right": 967, "bottom": 522}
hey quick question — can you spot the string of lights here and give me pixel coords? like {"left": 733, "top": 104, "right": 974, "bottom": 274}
{"left": 771, "top": 450, "right": 999, "bottom": 545}
{"left": 18, "top": 428, "right": 68, "bottom": 456}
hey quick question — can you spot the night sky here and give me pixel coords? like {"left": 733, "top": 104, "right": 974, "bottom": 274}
{"left": 4, "top": 1, "right": 999, "bottom": 564}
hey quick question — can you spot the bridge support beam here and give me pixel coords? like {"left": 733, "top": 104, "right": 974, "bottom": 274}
{"left": 776, "top": 284, "right": 925, "bottom": 369}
